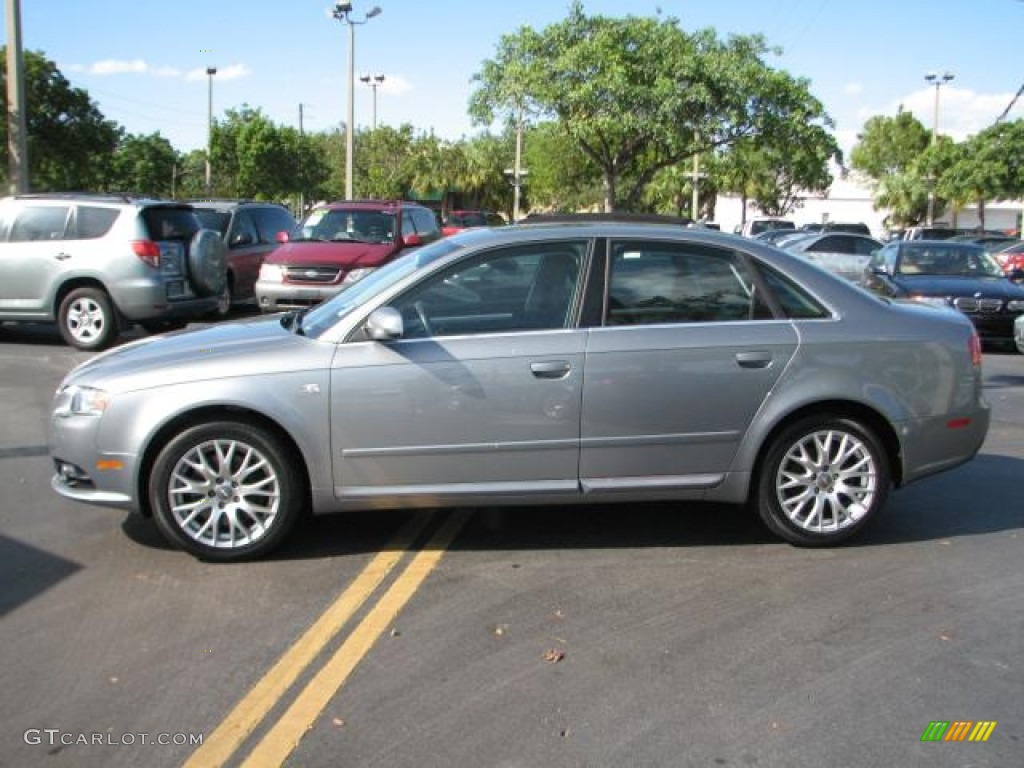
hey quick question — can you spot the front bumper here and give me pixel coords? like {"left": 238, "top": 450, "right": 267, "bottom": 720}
{"left": 255, "top": 279, "right": 344, "bottom": 312}
{"left": 49, "top": 412, "right": 137, "bottom": 510}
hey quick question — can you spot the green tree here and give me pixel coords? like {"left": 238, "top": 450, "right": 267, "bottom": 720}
{"left": 353, "top": 124, "right": 419, "bottom": 199}
{"left": 522, "top": 121, "right": 602, "bottom": 213}
{"left": 936, "top": 123, "right": 1024, "bottom": 230}
{"left": 105, "top": 132, "right": 178, "bottom": 197}
{"left": 1, "top": 48, "right": 120, "bottom": 191}
{"left": 850, "top": 109, "right": 931, "bottom": 179}
{"left": 470, "top": 3, "right": 834, "bottom": 212}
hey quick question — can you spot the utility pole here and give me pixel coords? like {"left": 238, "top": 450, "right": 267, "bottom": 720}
{"left": 683, "top": 139, "right": 707, "bottom": 222}
{"left": 298, "top": 103, "right": 307, "bottom": 216}
{"left": 5, "top": 0, "right": 29, "bottom": 194}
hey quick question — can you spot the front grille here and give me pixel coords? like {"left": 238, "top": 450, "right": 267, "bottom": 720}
{"left": 284, "top": 266, "right": 341, "bottom": 284}
{"left": 954, "top": 297, "right": 1003, "bottom": 313}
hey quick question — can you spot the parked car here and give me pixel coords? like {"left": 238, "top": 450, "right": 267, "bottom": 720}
{"left": 255, "top": 200, "right": 441, "bottom": 312}
{"left": 50, "top": 220, "right": 989, "bottom": 561}
{"left": 440, "top": 209, "right": 506, "bottom": 236}
{"left": 947, "top": 234, "right": 1020, "bottom": 254}
{"left": 0, "top": 193, "right": 225, "bottom": 350}
{"left": 796, "top": 223, "right": 872, "bottom": 236}
{"left": 902, "top": 226, "right": 960, "bottom": 241}
{"left": 995, "top": 241, "right": 1024, "bottom": 279}
{"left": 861, "top": 239, "right": 1024, "bottom": 349}
{"left": 737, "top": 218, "right": 794, "bottom": 238}
{"left": 752, "top": 228, "right": 802, "bottom": 245}
{"left": 783, "top": 232, "right": 883, "bottom": 281}
{"left": 192, "top": 200, "right": 296, "bottom": 315}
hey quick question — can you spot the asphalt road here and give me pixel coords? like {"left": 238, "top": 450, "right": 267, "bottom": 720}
{"left": 1, "top": 320, "right": 1021, "bottom": 768}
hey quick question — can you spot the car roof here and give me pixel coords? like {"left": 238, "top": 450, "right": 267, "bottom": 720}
{"left": 320, "top": 200, "right": 424, "bottom": 211}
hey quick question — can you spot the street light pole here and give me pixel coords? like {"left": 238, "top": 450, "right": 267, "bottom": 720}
{"left": 205, "top": 66, "right": 217, "bottom": 197}
{"left": 332, "top": 3, "right": 382, "bottom": 200}
{"left": 360, "top": 73, "right": 386, "bottom": 129}
{"left": 924, "top": 71, "right": 954, "bottom": 225}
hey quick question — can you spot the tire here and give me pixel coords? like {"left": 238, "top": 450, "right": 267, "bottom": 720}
{"left": 188, "top": 229, "right": 227, "bottom": 298}
{"left": 148, "top": 421, "right": 303, "bottom": 561}
{"left": 57, "top": 287, "right": 120, "bottom": 351}
{"left": 756, "top": 416, "right": 890, "bottom": 546}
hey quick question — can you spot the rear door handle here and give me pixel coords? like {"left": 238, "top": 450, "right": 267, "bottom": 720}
{"left": 530, "top": 360, "right": 572, "bottom": 379}
{"left": 735, "top": 351, "right": 772, "bottom": 369}
{"left": 54, "top": 252, "right": 72, "bottom": 261}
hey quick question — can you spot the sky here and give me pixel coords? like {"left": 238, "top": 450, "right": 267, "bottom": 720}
{"left": 4, "top": 0, "right": 1024, "bottom": 161}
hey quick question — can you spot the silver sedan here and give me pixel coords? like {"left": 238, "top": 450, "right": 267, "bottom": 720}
{"left": 49, "top": 221, "right": 990, "bottom": 561}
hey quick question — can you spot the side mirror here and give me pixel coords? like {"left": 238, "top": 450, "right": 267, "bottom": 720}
{"left": 871, "top": 265, "right": 889, "bottom": 276}
{"left": 1010, "top": 268, "right": 1024, "bottom": 283}
{"left": 402, "top": 233, "right": 423, "bottom": 248}
{"left": 276, "top": 230, "right": 290, "bottom": 244}
{"left": 364, "top": 306, "right": 404, "bottom": 341}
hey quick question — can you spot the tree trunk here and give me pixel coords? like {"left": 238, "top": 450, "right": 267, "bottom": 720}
{"left": 603, "top": 171, "right": 616, "bottom": 212}
{"left": 977, "top": 197, "right": 986, "bottom": 230}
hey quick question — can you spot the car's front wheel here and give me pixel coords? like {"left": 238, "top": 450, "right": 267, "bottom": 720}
{"left": 756, "top": 416, "right": 890, "bottom": 546}
{"left": 149, "top": 421, "right": 303, "bottom": 561}
{"left": 57, "top": 287, "right": 119, "bottom": 351}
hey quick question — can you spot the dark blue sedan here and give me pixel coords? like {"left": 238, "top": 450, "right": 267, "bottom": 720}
{"left": 862, "top": 240, "right": 1024, "bottom": 350}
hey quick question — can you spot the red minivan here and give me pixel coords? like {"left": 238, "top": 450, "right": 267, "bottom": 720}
{"left": 255, "top": 200, "right": 441, "bottom": 312}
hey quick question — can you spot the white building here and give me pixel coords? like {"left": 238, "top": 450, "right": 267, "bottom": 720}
{"left": 713, "top": 171, "right": 1024, "bottom": 238}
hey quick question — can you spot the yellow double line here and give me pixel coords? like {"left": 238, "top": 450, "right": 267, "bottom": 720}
{"left": 185, "top": 509, "right": 471, "bottom": 768}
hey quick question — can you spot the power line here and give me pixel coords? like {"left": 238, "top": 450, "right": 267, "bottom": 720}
{"left": 995, "top": 81, "right": 1024, "bottom": 123}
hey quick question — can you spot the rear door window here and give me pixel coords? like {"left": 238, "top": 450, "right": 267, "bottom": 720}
{"left": 606, "top": 241, "right": 772, "bottom": 324}
{"left": 9, "top": 205, "right": 71, "bottom": 242}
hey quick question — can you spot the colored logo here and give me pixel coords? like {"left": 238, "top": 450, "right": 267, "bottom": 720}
{"left": 920, "top": 721, "right": 997, "bottom": 742}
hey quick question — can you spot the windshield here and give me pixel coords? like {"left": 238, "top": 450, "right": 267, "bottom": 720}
{"left": 896, "top": 244, "right": 1004, "bottom": 277}
{"left": 299, "top": 237, "right": 465, "bottom": 338}
{"left": 294, "top": 208, "right": 397, "bottom": 244}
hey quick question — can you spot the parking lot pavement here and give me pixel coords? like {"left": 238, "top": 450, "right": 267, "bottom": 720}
{"left": 0, "top": 327, "right": 1021, "bottom": 767}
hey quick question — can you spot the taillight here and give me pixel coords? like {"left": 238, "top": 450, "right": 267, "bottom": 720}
{"left": 131, "top": 240, "right": 161, "bottom": 268}
{"left": 968, "top": 331, "right": 983, "bottom": 368}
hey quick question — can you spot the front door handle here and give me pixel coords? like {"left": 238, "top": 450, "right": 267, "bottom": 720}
{"left": 54, "top": 252, "right": 72, "bottom": 261}
{"left": 735, "top": 351, "right": 772, "bottom": 369}
{"left": 530, "top": 360, "right": 571, "bottom": 379}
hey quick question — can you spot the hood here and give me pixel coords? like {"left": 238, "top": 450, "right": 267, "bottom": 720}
{"left": 63, "top": 315, "right": 333, "bottom": 394}
{"left": 892, "top": 274, "right": 1024, "bottom": 299}
{"left": 264, "top": 240, "right": 397, "bottom": 268}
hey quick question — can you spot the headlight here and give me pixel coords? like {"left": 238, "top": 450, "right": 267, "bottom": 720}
{"left": 910, "top": 295, "right": 950, "bottom": 308}
{"left": 1007, "top": 299, "right": 1024, "bottom": 312}
{"left": 54, "top": 385, "right": 110, "bottom": 417}
{"left": 258, "top": 264, "right": 284, "bottom": 282}
{"left": 341, "top": 267, "right": 376, "bottom": 286}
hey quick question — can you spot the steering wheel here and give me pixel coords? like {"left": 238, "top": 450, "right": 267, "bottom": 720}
{"left": 413, "top": 301, "right": 434, "bottom": 336}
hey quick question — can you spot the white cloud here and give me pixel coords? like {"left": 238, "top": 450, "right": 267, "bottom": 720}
{"left": 868, "top": 86, "right": 1024, "bottom": 141}
{"left": 185, "top": 63, "right": 251, "bottom": 82}
{"left": 153, "top": 66, "right": 181, "bottom": 78}
{"left": 844, "top": 82, "right": 863, "bottom": 96}
{"left": 90, "top": 59, "right": 148, "bottom": 75}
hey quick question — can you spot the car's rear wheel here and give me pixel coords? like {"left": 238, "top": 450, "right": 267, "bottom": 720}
{"left": 149, "top": 421, "right": 303, "bottom": 561}
{"left": 756, "top": 416, "right": 890, "bottom": 546}
{"left": 57, "top": 287, "right": 119, "bottom": 351}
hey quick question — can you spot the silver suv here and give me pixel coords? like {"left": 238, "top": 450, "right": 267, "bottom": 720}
{"left": 0, "top": 194, "right": 226, "bottom": 350}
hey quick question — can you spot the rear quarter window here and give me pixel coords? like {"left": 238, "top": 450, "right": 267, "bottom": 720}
{"left": 74, "top": 206, "right": 119, "bottom": 239}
